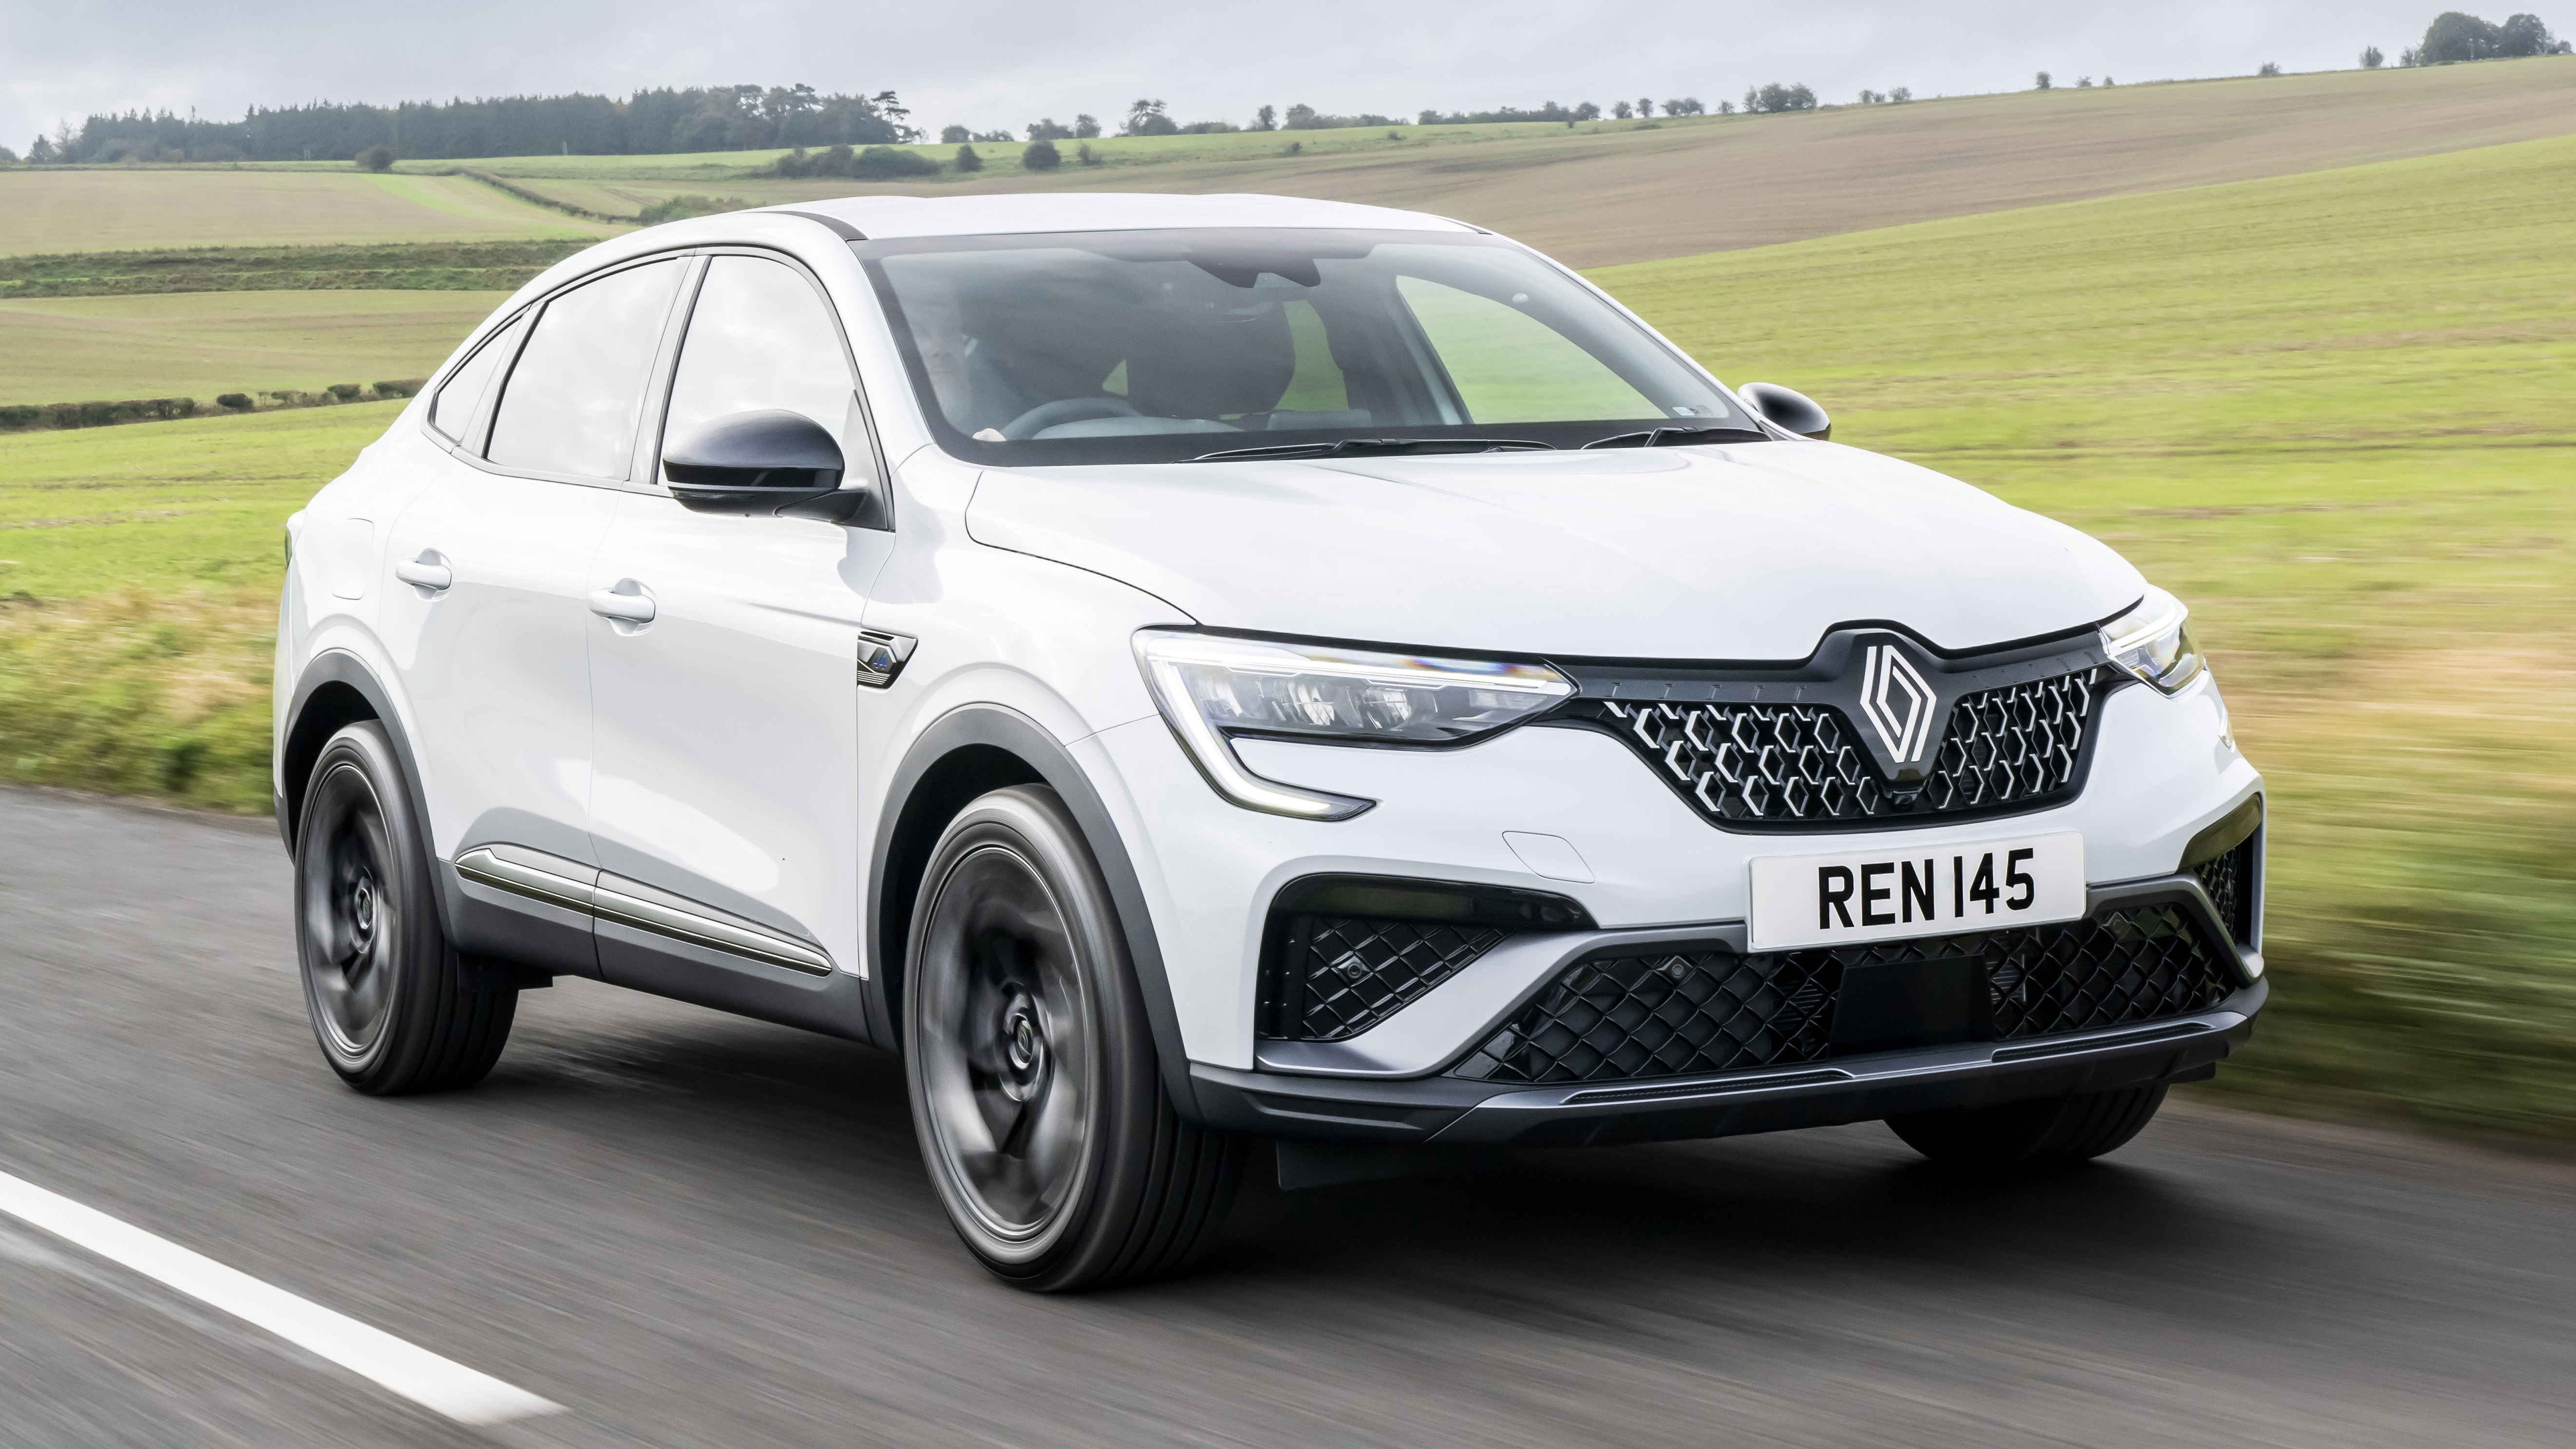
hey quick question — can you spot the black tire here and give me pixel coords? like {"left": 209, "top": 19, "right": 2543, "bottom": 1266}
{"left": 1888, "top": 1083, "right": 2167, "bottom": 1172}
{"left": 904, "top": 785, "right": 1243, "bottom": 1292}
{"left": 293, "top": 720, "right": 516, "bottom": 1095}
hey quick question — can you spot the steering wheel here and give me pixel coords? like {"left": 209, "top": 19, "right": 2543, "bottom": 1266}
{"left": 1000, "top": 397, "right": 1143, "bottom": 440}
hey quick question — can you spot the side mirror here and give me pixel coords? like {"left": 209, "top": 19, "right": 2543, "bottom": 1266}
{"left": 663, "top": 409, "right": 864, "bottom": 522}
{"left": 1739, "top": 382, "right": 1831, "bottom": 441}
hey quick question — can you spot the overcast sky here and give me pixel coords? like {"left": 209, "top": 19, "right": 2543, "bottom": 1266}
{"left": 2, "top": 0, "right": 2472, "bottom": 149}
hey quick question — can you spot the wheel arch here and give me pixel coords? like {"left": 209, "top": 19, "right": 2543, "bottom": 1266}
{"left": 868, "top": 703, "right": 1201, "bottom": 1117}
{"left": 278, "top": 652, "right": 426, "bottom": 865}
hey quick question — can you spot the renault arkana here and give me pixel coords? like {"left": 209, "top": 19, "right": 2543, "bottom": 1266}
{"left": 274, "top": 194, "right": 2265, "bottom": 1290}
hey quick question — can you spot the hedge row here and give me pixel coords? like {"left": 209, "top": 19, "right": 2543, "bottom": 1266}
{"left": 0, "top": 238, "right": 591, "bottom": 299}
{"left": 0, "top": 381, "right": 423, "bottom": 432}
{"left": 0, "top": 267, "right": 555, "bottom": 299}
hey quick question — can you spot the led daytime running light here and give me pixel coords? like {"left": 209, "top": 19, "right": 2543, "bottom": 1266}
{"left": 1135, "top": 631, "right": 1573, "bottom": 820}
{"left": 2099, "top": 586, "right": 2208, "bottom": 695}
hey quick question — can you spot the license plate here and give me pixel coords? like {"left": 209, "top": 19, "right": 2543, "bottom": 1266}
{"left": 1746, "top": 831, "right": 2085, "bottom": 952}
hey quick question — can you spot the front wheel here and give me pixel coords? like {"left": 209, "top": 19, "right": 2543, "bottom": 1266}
{"left": 1887, "top": 1083, "right": 2167, "bottom": 1172}
{"left": 904, "top": 785, "right": 1243, "bottom": 1291}
{"left": 294, "top": 721, "right": 517, "bottom": 1094}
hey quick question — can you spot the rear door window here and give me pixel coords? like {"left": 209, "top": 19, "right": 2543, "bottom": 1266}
{"left": 486, "top": 258, "right": 686, "bottom": 480}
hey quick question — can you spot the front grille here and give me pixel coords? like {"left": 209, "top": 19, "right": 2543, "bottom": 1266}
{"left": 1450, "top": 904, "right": 2233, "bottom": 1085}
{"left": 2191, "top": 839, "right": 2256, "bottom": 946}
{"left": 1586, "top": 665, "right": 2115, "bottom": 830}
{"left": 1260, "top": 915, "right": 1508, "bottom": 1042}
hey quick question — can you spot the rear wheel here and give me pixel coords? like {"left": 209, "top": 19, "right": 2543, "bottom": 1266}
{"left": 294, "top": 721, "right": 516, "bottom": 1094}
{"left": 1887, "top": 1084, "right": 2167, "bottom": 1172}
{"left": 905, "top": 785, "right": 1243, "bottom": 1291}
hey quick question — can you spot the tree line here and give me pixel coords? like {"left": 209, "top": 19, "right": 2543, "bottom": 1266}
{"left": 21, "top": 85, "right": 921, "bottom": 165}
{"left": 16, "top": 77, "right": 1947, "bottom": 168}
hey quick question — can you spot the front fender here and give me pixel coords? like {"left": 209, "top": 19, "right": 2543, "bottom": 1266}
{"left": 866, "top": 702, "right": 1199, "bottom": 1118}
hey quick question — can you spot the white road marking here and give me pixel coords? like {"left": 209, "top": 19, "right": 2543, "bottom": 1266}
{"left": 0, "top": 1166, "right": 562, "bottom": 1426}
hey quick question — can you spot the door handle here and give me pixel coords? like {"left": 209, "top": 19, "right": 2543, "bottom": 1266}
{"left": 394, "top": 557, "right": 452, "bottom": 591}
{"left": 588, "top": 586, "right": 657, "bottom": 623}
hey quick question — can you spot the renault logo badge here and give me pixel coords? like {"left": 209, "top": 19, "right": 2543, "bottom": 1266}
{"left": 1859, "top": 644, "right": 1935, "bottom": 765}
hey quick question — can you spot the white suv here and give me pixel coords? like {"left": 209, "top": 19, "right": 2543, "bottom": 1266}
{"left": 275, "top": 194, "right": 2265, "bottom": 1290}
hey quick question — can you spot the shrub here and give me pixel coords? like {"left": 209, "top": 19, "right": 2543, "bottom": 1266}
{"left": 0, "top": 405, "right": 41, "bottom": 429}
{"left": 1077, "top": 142, "right": 1101, "bottom": 165}
{"left": 356, "top": 146, "right": 394, "bottom": 172}
{"left": 953, "top": 143, "right": 982, "bottom": 173}
{"left": 2421, "top": 11, "right": 2569, "bottom": 62}
{"left": 372, "top": 380, "right": 419, "bottom": 398}
{"left": 2258, "top": 61, "right": 2282, "bottom": 76}
{"left": 215, "top": 393, "right": 253, "bottom": 411}
{"left": 1743, "top": 82, "right": 1819, "bottom": 113}
{"left": 327, "top": 383, "right": 362, "bottom": 401}
{"left": 849, "top": 145, "right": 939, "bottom": 179}
{"left": 1023, "top": 139, "right": 1061, "bottom": 171}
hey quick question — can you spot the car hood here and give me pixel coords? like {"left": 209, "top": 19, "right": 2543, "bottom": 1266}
{"left": 962, "top": 444, "right": 2144, "bottom": 660}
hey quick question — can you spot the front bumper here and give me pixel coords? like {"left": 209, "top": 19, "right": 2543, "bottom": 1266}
{"left": 1194, "top": 979, "right": 2262, "bottom": 1148}
{"left": 1187, "top": 870, "right": 2265, "bottom": 1149}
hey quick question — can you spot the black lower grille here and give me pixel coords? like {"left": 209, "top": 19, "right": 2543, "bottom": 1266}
{"left": 2191, "top": 839, "right": 2256, "bottom": 946}
{"left": 1262, "top": 916, "right": 1505, "bottom": 1042}
{"left": 1450, "top": 904, "right": 2234, "bottom": 1086}
{"left": 1449, "top": 949, "right": 1837, "bottom": 1083}
{"left": 1258, "top": 876, "right": 1596, "bottom": 1043}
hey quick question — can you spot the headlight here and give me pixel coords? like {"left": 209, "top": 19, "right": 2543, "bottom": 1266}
{"left": 2100, "top": 585, "right": 2208, "bottom": 694}
{"left": 1134, "top": 630, "right": 1575, "bottom": 819}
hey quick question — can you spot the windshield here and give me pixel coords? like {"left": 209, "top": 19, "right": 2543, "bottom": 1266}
{"left": 857, "top": 228, "right": 1756, "bottom": 465}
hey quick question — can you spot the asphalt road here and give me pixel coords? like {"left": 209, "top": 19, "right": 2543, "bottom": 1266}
{"left": 1, "top": 787, "right": 2570, "bottom": 1449}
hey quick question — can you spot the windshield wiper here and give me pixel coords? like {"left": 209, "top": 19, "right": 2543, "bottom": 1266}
{"left": 1192, "top": 437, "right": 1556, "bottom": 462}
{"left": 1581, "top": 425, "right": 1774, "bottom": 449}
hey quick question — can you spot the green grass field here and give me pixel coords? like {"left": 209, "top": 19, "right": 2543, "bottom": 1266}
{"left": 0, "top": 170, "right": 620, "bottom": 256}
{"left": 2, "top": 124, "right": 2573, "bottom": 1141}
{"left": 0, "top": 291, "right": 507, "bottom": 405}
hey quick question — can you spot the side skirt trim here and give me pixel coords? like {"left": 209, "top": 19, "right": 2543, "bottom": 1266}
{"left": 455, "top": 845, "right": 834, "bottom": 977}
